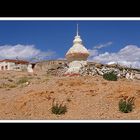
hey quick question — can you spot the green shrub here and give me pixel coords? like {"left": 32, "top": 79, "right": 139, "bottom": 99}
{"left": 103, "top": 71, "right": 117, "bottom": 81}
{"left": 119, "top": 96, "right": 135, "bottom": 113}
{"left": 51, "top": 102, "right": 67, "bottom": 115}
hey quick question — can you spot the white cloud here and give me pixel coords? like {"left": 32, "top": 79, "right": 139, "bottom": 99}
{"left": 88, "top": 41, "right": 113, "bottom": 62}
{"left": 89, "top": 45, "right": 140, "bottom": 68}
{"left": 94, "top": 41, "right": 113, "bottom": 49}
{"left": 0, "top": 44, "right": 55, "bottom": 61}
{"left": 88, "top": 49, "right": 98, "bottom": 57}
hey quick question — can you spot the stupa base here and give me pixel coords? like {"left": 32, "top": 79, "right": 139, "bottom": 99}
{"left": 64, "top": 60, "right": 87, "bottom": 76}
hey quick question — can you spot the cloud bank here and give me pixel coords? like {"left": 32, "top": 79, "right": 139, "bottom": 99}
{"left": 88, "top": 45, "right": 140, "bottom": 68}
{"left": 1, "top": 43, "right": 139, "bottom": 68}
{"left": 0, "top": 44, "right": 55, "bottom": 61}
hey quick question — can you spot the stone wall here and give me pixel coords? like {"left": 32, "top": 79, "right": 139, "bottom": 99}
{"left": 33, "top": 60, "right": 67, "bottom": 73}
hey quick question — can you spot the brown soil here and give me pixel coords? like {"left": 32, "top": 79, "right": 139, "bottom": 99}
{"left": 0, "top": 71, "right": 140, "bottom": 120}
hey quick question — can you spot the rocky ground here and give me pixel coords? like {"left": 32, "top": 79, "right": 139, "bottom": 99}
{"left": 0, "top": 70, "right": 140, "bottom": 120}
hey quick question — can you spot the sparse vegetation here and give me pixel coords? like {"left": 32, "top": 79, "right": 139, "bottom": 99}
{"left": 51, "top": 101, "right": 67, "bottom": 115}
{"left": 103, "top": 71, "right": 117, "bottom": 81}
{"left": 119, "top": 96, "right": 135, "bottom": 113}
{"left": 8, "top": 84, "right": 17, "bottom": 88}
{"left": 17, "top": 77, "right": 29, "bottom": 85}
{"left": 0, "top": 69, "right": 140, "bottom": 119}
{"left": 0, "top": 83, "right": 17, "bottom": 89}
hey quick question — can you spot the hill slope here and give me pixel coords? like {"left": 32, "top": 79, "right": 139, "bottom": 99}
{"left": 0, "top": 71, "right": 140, "bottom": 120}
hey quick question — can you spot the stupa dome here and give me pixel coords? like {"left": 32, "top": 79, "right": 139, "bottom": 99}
{"left": 65, "top": 25, "right": 89, "bottom": 62}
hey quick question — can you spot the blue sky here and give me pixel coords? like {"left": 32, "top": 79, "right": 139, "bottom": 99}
{"left": 0, "top": 20, "right": 140, "bottom": 68}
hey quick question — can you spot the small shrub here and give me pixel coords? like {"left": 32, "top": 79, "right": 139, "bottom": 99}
{"left": 51, "top": 102, "right": 67, "bottom": 115}
{"left": 119, "top": 96, "right": 135, "bottom": 113}
{"left": 17, "top": 77, "right": 29, "bottom": 85}
{"left": 103, "top": 71, "right": 117, "bottom": 81}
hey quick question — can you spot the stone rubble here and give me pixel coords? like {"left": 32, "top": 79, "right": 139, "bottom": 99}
{"left": 46, "top": 62, "right": 140, "bottom": 80}
{"left": 46, "top": 63, "right": 68, "bottom": 76}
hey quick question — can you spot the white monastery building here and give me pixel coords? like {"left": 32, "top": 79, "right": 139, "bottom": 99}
{"left": 65, "top": 24, "right": 89, "bottom": 74}
{"left": 0, "top": 59, "right": 31, "bottom": 71}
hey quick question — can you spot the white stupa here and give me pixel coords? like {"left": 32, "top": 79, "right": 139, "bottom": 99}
{"left": 65, "top": 24, "right": 89, "bottom": 74}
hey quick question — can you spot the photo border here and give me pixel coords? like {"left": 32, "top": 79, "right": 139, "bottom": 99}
{"left": 0, "top": 17, "right": 140, "bottom": 123}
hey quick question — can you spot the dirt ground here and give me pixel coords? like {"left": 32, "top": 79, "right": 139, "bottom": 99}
{"left": 0, "top": 70, "right": 140, "bottom": 120}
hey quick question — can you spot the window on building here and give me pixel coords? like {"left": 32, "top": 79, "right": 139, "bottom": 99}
{"left": 1, "top": 66, "right": 4, "bottom": 70}
{"left": 17, "top": 67, "right": 20, "bottom": 69}
{"left": 5, "top": 65, "right": 8, "bottom": 70}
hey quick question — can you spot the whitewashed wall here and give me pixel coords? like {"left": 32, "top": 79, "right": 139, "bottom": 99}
{"left": 0, "top": 62, "right": 28, "bottom": 71}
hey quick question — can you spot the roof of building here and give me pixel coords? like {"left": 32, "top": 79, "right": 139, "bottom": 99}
{"left": 0, "top": 59, "right": 29, "bottom": 64}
